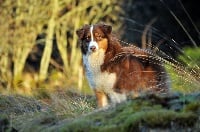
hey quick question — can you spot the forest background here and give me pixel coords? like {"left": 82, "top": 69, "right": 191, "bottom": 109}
{"left": 0, "top": 0, "right": 200, "bottom": 98}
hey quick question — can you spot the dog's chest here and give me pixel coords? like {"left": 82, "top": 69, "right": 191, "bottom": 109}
{"left": 83, "top": 50, "right": 116, "bottom": 92}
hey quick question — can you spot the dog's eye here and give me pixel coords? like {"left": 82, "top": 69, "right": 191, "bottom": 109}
{"left": 97, "top": 36, "right": 102, "bottom": 40}
{"left": 95, "top": 34, "right": 102, "bottom": 41}
{"left": 85, "top": 36, "right": 90, "bottom": 42}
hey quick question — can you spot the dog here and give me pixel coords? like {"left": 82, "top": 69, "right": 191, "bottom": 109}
{"left": 76, "top": 23, "right": 170, "bottom": 108}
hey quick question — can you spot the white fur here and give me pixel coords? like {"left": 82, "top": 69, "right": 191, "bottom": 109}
{"left": 83, "top": 49, "right": 115, "bottom": 90}
{"left": 90, "top": 25, "right": 94, "bottom": 41}
{"left": 83, "top": 48, "right": 126, "bottom": 105}
{"left": 88, "top": 25, "right": 99, "bottom": 53}
{"left": 82, "top": 25, "right": 127, "bottom": 106}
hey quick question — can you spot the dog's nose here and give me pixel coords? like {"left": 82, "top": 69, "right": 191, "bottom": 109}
{"left": 90, "top": 46, "right": 96, "bottom": 52}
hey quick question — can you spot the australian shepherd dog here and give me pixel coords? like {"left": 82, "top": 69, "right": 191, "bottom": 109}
{"left": 76, "top": 23, "right": 170, "bottom": 108}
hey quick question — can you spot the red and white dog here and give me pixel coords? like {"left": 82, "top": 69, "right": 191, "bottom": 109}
{"left": 76, "top": 23, "right": 170, "bottom": 107}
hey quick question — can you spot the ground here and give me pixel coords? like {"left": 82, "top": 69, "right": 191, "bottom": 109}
{"left": 0, "top": 92, "right": 200, "bottom": 132}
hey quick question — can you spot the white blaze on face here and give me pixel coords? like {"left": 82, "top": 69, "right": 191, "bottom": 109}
{"left": 88, "top": 25, "right": 98, "bottom": 53}
{"left": 83, "top": 25, "right": 127, "bottom": 107}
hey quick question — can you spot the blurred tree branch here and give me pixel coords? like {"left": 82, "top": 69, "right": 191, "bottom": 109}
{"left": 0, "top": 0, "right": 122, "bottom": 94}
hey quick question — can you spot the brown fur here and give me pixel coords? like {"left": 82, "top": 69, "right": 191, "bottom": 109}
{"left": 101, "top": 35, "right": 169, "bottom": 94}
{"left": 76, "top": 23, "right": 170, "bottom": 107}
{"left": 94, "top": 90, "right": 108, "bottom": 107}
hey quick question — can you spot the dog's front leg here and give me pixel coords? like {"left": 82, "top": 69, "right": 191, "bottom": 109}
{"left": 94, "top": 90, "right": 108, "bottom": 108}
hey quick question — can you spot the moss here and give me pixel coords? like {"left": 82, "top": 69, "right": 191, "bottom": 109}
{"left": 50, "top": 103, "right": 198, "bottom": 131}
{"left": 49, "top": 94, "right": 199, "bottom": 132}
{"left": 60, "top": 119, "right": 92, "bottom": 132}
{"left": 184, "top": 101, "right": 200, "bottom": 113}
{"left": 1, "top": 93, "right": 199, "bottom": 131}
{"left": 175, "top": 112, "right": 197, "bottom": 127}
{"left": 0, "top": 95, "right": 42, "bottom": 115}
{"left": 0, "top": 114, "right": 9, "bottom": 131}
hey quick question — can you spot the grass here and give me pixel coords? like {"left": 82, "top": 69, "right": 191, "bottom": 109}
{"left": 166, "top": 47, "right": 200, "bottom": 93}
{"left": 0, "top": 0, "right": 200, "bottom": 131}
{"left": 1, "top": 92, "right": 199, "bottom": 131}
{"left": 0, "top": 90, "right": 96, "bottom": 131}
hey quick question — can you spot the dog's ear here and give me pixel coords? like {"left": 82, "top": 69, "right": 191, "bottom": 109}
{"left": 76, "top": 24, "right": 90, "bottom": 39}
{"left": 76, "top": 28, "right": 84, "bottom": 39}
{"left": 101, "top": 24, "right": 112, "bottom": 34}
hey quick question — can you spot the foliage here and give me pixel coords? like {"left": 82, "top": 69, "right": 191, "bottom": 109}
{"left": 166, "top": 47, "right": 200, "bottom": 93}
{"left": 1, "top": 0, "right": 199, "bottom": 97}
{"left": 179, "top": 47, "right": 200, "bottom": 69}
{"left": 0, "top": 0, "right": 123, "bottom": 95}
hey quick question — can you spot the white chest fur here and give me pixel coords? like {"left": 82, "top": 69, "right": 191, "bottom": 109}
{"left": 82, "top": 25, "right": 127, "bottom": 104}
{"left": 83, "top": 50, "right": 127, "bottom": 104}
{"left": 83, "top": 50, "right": 116, "bottom": 93}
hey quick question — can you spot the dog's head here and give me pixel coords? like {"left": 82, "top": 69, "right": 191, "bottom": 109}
{"left": 76, "top": 23, "right": 112, "bottom": 55}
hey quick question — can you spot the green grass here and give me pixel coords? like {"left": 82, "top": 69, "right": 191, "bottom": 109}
{"left": 1, "top": 92, "right": 200, "bottom": 131}
{"left": 165, "top": 47, "right": 200, "bottom": 93}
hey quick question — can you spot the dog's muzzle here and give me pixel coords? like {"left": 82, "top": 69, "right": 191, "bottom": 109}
{"left": 89, "top": 41, "right": 98, "bottom": 52}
